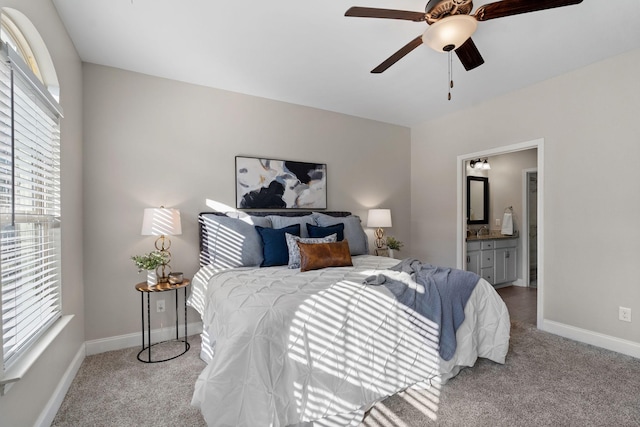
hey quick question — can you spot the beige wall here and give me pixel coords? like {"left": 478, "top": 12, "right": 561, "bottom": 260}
{"left": 411, "top": 48, "right": 640, "bottom": 347}
{"left": 0, "top": 1, "right": 84, "bottom": 426}
{"left": 82, "top": 63, "right": 411, "bottom": 341}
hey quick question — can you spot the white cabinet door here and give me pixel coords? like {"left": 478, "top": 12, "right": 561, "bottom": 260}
{"left": 467, "top": 250, "right": 481, "bottom": 275}
{"left": 495, "top": 247, "right": 517, "bottom": 284}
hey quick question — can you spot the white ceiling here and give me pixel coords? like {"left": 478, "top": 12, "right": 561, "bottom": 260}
{"left": 52, "top": 0, "right": 640, "bottom": 127}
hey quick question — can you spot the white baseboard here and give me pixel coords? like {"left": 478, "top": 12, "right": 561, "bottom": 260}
{"left": 85, "top": 322, "right": 203, "bottom": 356}
{"left": 34, "top": 343, "right": 85, "bottom": 427}
{"left": 512, "top": 278, "right": 526, "bottom": 287}
{"left": 34, "top": 322, "right": 204, "bottom": 426}
{"left": 542, "top": 320, "right": 640, "bottom": 359}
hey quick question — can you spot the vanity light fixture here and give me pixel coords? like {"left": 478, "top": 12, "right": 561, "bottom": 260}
{"left": 469, "top": 158, "right": 490, "bottom": 170}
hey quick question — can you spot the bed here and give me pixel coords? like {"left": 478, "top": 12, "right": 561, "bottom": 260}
{"left": 188, "top": 211, "right": 510, "bottom": 427}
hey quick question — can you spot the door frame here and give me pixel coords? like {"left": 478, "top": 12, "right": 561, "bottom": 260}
{"left": 457, "top": 138, "right": 544, "bottom": 328}
{"left": 522, "top": 168, "right": 538, "bottom": 287}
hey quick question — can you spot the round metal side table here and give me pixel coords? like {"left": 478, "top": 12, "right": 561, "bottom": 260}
{"left": 135, "top": 279, "right": 191, "bottom": 363}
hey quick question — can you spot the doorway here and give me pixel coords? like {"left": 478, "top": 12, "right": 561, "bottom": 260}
{"left": 457, "top": 138, "right": 544, "bottom": 328}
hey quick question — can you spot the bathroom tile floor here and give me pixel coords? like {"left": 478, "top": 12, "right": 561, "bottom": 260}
{"left": 496, "top": 285, "right": 537, "bottom": 326}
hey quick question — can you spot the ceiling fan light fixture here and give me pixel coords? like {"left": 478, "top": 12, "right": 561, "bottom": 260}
{"left": 422, "top": 15, "right": 477, "bottom": 52}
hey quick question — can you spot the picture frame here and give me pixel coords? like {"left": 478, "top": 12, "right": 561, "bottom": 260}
{"left": 235, "top": 156, "right": 327, "bottom": 209}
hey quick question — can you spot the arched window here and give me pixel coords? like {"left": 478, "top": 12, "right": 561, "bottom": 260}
{"left": 0, "top": 8, "right": 63, "bottom": 387}
{"left": 0, "top": 9, "right": 59, "bottom": 101}
{"left": 1, "top": 12, "right": 42, "bottom": 84}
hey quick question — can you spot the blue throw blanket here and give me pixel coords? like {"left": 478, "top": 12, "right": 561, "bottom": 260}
{"left": 364, "top": 258, "right": 480, "bottom": 360}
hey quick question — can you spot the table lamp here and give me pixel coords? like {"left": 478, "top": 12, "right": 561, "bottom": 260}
{"left": 367, "top": 209, "right": 392, "bottom": 249}
{"left": 141, "top": 207, "right": 182, "bottom": 282}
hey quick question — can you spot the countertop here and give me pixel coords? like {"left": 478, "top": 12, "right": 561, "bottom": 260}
{"left": 466, "top": 231, "right": 519, "bottom": 241}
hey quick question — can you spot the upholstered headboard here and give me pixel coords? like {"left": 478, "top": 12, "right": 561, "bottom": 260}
{"left": 198, "top": 211, "right": 366, "bottom": 268}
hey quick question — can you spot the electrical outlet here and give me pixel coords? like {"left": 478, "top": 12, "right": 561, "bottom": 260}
{"left": 495, "top": 218, "right": 501, "bottom": 227}
{"left": 157, "top": 299, "right": 165, "bottom": 313}
{"left": 619, "top": 306, "right": 631, "bottom": 322}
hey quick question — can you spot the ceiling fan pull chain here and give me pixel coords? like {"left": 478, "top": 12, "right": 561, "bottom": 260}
{"left": 448, "top": 50, "right": 453, "bottom": 101}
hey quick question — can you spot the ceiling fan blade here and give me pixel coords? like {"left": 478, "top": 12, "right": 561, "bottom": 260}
{"left": 474, "top": 0, "right": 583, "bottom": 21}
{"left": 371, "top": 36, "right": 424, "bottom": 74}
{"left": 455, "top": 38, "right": 485, "bottom": 71}
{"left": 345, "top": 7, "right": 426, "bottom": 22}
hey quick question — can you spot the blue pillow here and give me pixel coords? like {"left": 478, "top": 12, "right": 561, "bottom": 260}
{"left": 255, "top": 224, "right": 301, "bottom": 267}
{"left": 307, "top": 223, "right": 345, "bottom": 241}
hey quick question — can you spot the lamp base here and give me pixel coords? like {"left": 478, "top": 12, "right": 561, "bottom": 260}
{"left": 374, "top": 228, "right": 386, "bottom": 249}
{"left": 154, "top": 235, "right": 172, "bottom": 283}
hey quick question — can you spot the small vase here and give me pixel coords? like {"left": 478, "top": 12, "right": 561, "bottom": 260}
{"left": 388, "top": 249, "right": 396, "bottom": 259}
{"left": 147, "top": 271, "right": 158, "bottom": 286}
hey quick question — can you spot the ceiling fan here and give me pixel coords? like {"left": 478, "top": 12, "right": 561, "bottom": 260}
{"left": 345, "top": 0, "right": 584, "bottom": 74}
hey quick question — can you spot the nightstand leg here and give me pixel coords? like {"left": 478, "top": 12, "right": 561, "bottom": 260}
{"left": 184, "top": 287, "right": 188, "bottom": 351}
{"left": 140, "top": 292, "right": 144, "bottom": 350}
{"left": 174, "top": 289, "right": 179, "bottom": 341}
{"left": 147, "top": 292, "right": 151, "bottom": 362}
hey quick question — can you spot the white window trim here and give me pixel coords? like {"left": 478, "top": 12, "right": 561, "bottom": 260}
{"left": 0, "top": 315, "right": 73, "bottom": 396}
{"left": 0, "top": 38, "right": 65, "bottom": 394}
{"left": 4, "top": 40, "right": 61, "bottom": 116}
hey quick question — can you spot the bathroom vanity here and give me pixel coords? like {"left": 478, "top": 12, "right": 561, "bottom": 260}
{"left": 466, "top": 236, "right": 518, "bottom": 287}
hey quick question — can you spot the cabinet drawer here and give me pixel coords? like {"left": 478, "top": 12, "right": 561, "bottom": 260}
{"left": 481, "top": 267, "right": 494, "bottom": 284}
{"left": 481, "top": 241, "right": 494, "bottom": 250}
{"left": 467, "top": 241, "right": 481, "bottom": 251}
{"left": 495, "top": 239, "right": 517, "bottom": 249}
{"left": 480, "top": 250, "right": 494, "bottom": 268}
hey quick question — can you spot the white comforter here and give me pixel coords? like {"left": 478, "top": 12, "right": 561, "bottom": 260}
{"left": 189, "top": 255, "right": 510, "bottom": 427}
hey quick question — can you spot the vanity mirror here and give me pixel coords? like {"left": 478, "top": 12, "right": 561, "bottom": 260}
{"left": 467, "top": 176, "right": 489, "bottom": 225}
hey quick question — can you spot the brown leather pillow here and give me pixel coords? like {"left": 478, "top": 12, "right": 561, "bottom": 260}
{"left": 297, "top": 240, "right": 353, "bottom": 272}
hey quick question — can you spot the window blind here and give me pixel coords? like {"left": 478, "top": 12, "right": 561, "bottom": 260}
{"left": 0, "top": 43, "right": 62, "bottom": 371}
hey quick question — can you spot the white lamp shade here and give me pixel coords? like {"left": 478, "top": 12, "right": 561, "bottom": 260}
{"left": 141, "top": 208, "right": 182, "bottom": 236}
{"left": 422, "top": 15, "right": 478, "bottom": 52}
{"left": 367, "top": 209, "right": 392, "bottom": 228}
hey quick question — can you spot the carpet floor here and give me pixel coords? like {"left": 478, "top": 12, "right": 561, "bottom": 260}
{"left": 53, "top": 324, "right": 640, "bottom": 426}
{"left": 362, "top": 321, "right": 640, "bottom": 426}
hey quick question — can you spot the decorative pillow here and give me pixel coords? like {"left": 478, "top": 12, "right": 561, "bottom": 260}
{"left": 298, "top": 240, "right": 353, "bottom": 272}
{"left": 307, "top": 223, "right": 345, "bottom": 241}
{"left": 311, "top": 212, "right": 369, "bottom": 256}
{"left": 285, "top": 233, "right": 337, "bottom": 269}
{"left": 255, "top": 224, "right": 301, "bottom": 267}
{"left": 223, "top": 212, "right": 273, "bottom": 228}
{"left": 201, "top": 214, "right": 272, "bottom": 267}
{"left": 267, "top": 215, "right": 316, "bottom": 238}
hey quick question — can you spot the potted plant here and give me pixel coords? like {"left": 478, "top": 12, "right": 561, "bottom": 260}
{"left": 131, "top": 250, "right": 168, "bottom": 285}
{"left": 386, "top": 236, "right": 404, "bottom": 259}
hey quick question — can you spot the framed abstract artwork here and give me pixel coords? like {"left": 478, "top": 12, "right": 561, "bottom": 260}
{"left": 235, "top": 156, "right": 327, "bottom": 209}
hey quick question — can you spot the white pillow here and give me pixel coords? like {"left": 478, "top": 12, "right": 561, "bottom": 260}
{"left": 200, "top": 214, "right": 271, "bottom": 267}
{"left": 285, "top": 233, "right": 337, "bottom": 269}
{"left": 268, "top": 215, "right": 316, "bottom": 238}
